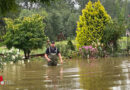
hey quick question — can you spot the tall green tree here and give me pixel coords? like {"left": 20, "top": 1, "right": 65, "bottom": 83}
{"left": 43, "top": 0, "right": 79, "bottom": 40}
{"left": 76, "top": 0, "right": 97, "bottom": 12}
{"left": 19, "top": 8, "right": 48, "bottom": 18}
{"left": 76, "top": 0, "right": 111, "bottom": 48}
{"left": 0, "top": 0, "right": 18, "bottom": 17}
{"left": 45, "top": 10, "right": 63, "bottom": 41}
{"left": 3, "top": 14, "right": 46, "bottom": 59}
{"left": 101, "top": 20, "right": 126, "bottom": 51}
{"left": 65, "top": 13, "right": 79, "bottom": 37}
{"left": 101, "top": 0, "right": 128, "bottom": 51}
{"left": 76, "top": 0, "right": 130, "bottom": 18}
{"left": 0, "top": 0, "right": 55, "bottom": 16}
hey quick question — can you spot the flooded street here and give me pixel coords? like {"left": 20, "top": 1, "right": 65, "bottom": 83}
{"left": 0, "top": 57, "right": 130, "bottom": 90}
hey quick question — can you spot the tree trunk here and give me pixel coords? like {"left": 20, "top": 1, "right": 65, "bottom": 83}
{"left": 24, "top": 51, "right": 27, "bottom": 59}
{"left": 27, "top": 50, "right": 31, "bottom": 59}
{"left": 24, "top": 50, "right": 31, "bottom": 59}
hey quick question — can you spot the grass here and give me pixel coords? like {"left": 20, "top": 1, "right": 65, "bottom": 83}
{"left": 56, "top": 40, "right": 76, "bottom": 44}
{"left": 118, "top": 37, "right": 130, "bottom": 49}
{"left": 0, "top": 37, "right": 129, "bottom": 55}
{"left": 0, "top": 46, "right": 46, "bottom": 55}
{"left": 31, "top": 47, "right": 46, "bottom": 54}
{"left": 0, "top": 38, "right": 129, "bottom": 60}
{"left": 0, "top": 46, "right": 8, "bottom": 53}
{"left": 31, "top": 40, "right": 77, "bottom": 54}
{"left": 0, "top": 40, "right": 76, "bottom": 55}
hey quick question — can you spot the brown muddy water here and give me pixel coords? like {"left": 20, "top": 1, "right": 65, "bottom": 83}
{"left": 0, "top": 57, "right": 130, "bottom": 90}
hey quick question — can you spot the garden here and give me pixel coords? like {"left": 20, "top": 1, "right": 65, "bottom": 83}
{"left": 0, "top": 0, "right": 129, "bottom": 63}
{"left": 0, "top": 0, "right": 130, "bottom": 89}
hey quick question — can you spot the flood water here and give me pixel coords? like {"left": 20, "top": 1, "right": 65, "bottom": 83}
{"left": 0, "top": 57, "right": 130, "bottom": 90}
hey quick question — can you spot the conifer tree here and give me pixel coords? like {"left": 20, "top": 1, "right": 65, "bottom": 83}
{"left": 76, "top": 0, "right": 111, "bottom": 48}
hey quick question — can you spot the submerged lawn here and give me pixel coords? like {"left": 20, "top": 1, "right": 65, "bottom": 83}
{"left": 118, "top": 37, "right": 130, "bottom": 50}
{"left": 0, "top": 37, "right": 129, "bottom": 55}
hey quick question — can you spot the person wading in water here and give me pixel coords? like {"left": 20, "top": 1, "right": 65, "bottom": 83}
{"left": 44, "top": 41, "right": 63, "bottom": 66}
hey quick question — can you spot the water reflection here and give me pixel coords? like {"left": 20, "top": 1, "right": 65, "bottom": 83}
{"left": 78, "top": 57, "right": 130, "bottom": 90}
{"left": 43, "top": 61, "right": 81, "bottom": 90}
{"left": 0, "top": 57, "right": 129, "bottom": 90}
{"left": 44, "top": 66, "right": 63, "bottom": 89}
{"left": 111, "top": 60, "right": 130, "bottom": 90}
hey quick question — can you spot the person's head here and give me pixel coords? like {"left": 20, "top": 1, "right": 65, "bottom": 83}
{"left": 51, "top": 41, "right": 55, "bottom": 47}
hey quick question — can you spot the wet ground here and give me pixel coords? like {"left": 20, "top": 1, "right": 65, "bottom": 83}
{"left": 0, "top": 57, "right": 130, "bottom": 90}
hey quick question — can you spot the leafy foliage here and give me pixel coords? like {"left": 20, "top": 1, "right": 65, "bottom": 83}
{"left": 44, "top": 0, "right": 79, "bottom": 40}
{"left": 76, "top": 1, "right": 111, "bottom": 48}
{"left": 76, "top": 0, "right": 97, "bottom": 11}
{"left": 56, "top": 40, "right": 75, "bottom": 58}
{"left": 45, "top": 9, "right": 63, "bottom": 40}
{"left": 67, "top": 40, "right": 75, "bottom": 51}
{"left": 30, "top": 0, "right": 55, "bottom": 3}
{"left": 76, "top": 0, "right": 130, "bottom": 19}
{"left": 3, "top": 14, "right": 46, "bottom": 59}
{"left": 0, "top": 48, "right": 22, "bottom": 62}
{"left": 0, "top": 0, "right": 55, "bottom": 16}
{"left": 0, "top": 0, "right": 18, "bottom": 16}
{"left": 101, "top": 20, "right": 126, "bottom": 51}
{"left": 101, "top": 0, "right": 127, "bottom": 52}
{"left": 79, "top": 41, "right": 106, "bottom": 59}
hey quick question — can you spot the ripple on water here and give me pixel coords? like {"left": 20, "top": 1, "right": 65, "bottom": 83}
{"left": 1, "top": 57, "right": 130, "bottom": 90}
{"left": 110, "top": 60, "right": 130, "bottom": 90}
{"left": 64, "top": 74, "right": 80, "bottom": 78}
{"left": 110, "top": 85, "right": 130, "bottom": 90}
{"left": 122, "top": 68, "right": 129, "bottom": 73}
{"left": 43, "top": 80, "right": 52, "bottom": 83}
{"left": 63, "top": 68, "right": 79, "bottom": 73}
{"left": 42, "top": 64, "right": 62, "bottom": 67}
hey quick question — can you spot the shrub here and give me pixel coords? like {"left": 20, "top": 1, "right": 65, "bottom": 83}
{"left": 3, "top": 14, "right": 46, "bottom": 59}
{"left": 79, "top": 41, "right": 106, "bottom": 59}
{"left": 67, "top": 40, "right": 75, "bottom": 51}
{"left": 101, "top": 20, "right": 126, "bottom": 52}
{"left": 56, "top": 41, "right": 75, "bottom": 58}
{"left": 0, "top": 48, "right": 23, "bottom": 62}
{"left": 79, "top": 45, "right": 97, "bottom": 59}
{"left": 76, "top": 1, "right": 111, "bottom": 48}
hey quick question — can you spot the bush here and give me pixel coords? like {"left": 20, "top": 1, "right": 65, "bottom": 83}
{"left": 79, "top": 41, "right": 106, "bottom": 59}
{"left": 56, "top": 40, "right": 75, "bottom": 58}
{"left": 76, "top": 1, "right": 111, "bottom": 48}
{"left": 67, "top": 40, "right": 75, "bottom": 51}
{"left": 3, "top": 14, "right": 46, "bottom": 59}
{"left": 0, "top": 48, "right": 23, "bottom": 62}
{"left": 101, "top": 20, "right": 126, "bottom": 52}
{"left": 79, "top": 46, "right": 97, "bottom": 59}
